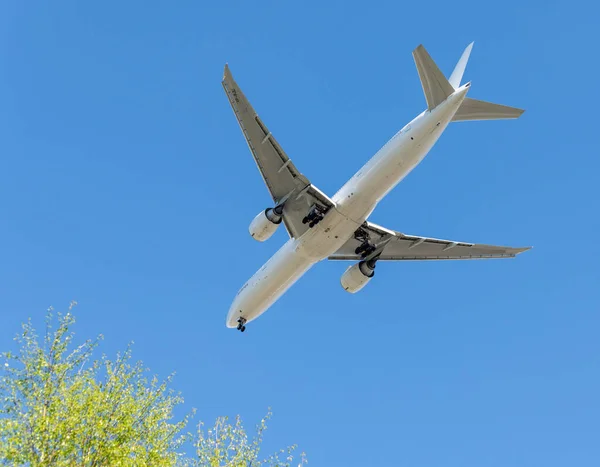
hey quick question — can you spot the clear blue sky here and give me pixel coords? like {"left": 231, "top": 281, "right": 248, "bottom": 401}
{"left": 1, "top": 1, "right": 598, "bottom": 465}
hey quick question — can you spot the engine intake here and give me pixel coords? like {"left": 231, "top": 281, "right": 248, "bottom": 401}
{"left": 340, "top": 260, "right": 376, "bottom": 293}
{"left": 249, "top": 207, "right": 283, "bottom": 242}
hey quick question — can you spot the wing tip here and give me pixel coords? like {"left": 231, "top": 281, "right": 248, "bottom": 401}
{"left": 510, "top": 107, "right": 526, "bottom": 118}
{"left": 222, "top": 63, "right": 231, "bottom": 82}
{"left": 412, "top": 43, "right": 425, "bottom": 55}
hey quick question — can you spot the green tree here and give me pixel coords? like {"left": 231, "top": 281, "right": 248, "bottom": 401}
{"left": 191, "top": 413, "right": 305, "bottom": 467}
{"left": 0, "top": 303, "right": 305, "bottom": 467}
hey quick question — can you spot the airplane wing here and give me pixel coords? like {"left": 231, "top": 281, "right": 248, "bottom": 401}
{"left": 222, "top": 65, "right": 334, "bottom": 238}
{"left": 329, "top": 221, "right": 531, "bottom": 261}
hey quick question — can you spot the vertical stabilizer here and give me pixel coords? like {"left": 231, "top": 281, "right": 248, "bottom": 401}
{"left": 449, "top": 42, "right": 474, "bottom": 89}
{"left": 412, "top": 45, "right": 454, "bottom": 111}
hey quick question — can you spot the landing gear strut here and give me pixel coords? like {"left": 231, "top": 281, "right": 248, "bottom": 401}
{"left": 236, "top": 318, "right": 247, "bottom": 333}
{"left": 302, "top": 204, "right": 326, "bottom": 228}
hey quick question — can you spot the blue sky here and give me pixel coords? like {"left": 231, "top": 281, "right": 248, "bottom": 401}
{"left": 1, "top": 1, "right": 599, "bottom": 465}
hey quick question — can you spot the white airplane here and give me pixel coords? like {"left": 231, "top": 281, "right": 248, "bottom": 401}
{"left": 222, "top": 43, "right": 530, "bottom": 332}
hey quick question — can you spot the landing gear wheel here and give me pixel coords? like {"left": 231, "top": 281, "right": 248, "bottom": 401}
{"left": 236, "top": 318, "right": 247, "bottom": 332}
{"left": 355, "top": 243, "right": 370, "bottom": 255}
{"left": 355, "top": 240, "right": 377, "bottom": 257}
{"left": 308, "top": 216, "right": 323, "bottom": 229}
{"left": 304, "top": 204, "right": 327, "bottom": 229}
{"left": 361, "top": 246, "right": 376, "bottom": 258}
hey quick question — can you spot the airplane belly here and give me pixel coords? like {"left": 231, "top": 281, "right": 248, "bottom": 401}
{"left": 335, "top": 144, "right": 426, "bottom": 221}
{"left": 227, "top": 208, "right": 362, "bottom": 328}
{"left": 334, "top": 115, "right": 447, "bottom": 223}
{"left": 296, "top": 207, "right": 363, "bottom": 259}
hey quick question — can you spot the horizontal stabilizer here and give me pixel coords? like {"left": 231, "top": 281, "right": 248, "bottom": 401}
{"left": 453, "top": 97, "right": 525, "bottom": 122}
{"left": 413, "top": 45, "right": 454, "bottom": 111}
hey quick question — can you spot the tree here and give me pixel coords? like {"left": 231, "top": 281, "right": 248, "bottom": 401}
{"left": 0, "top": 303, "right": 305, "bottom": 467}
{"left": 192, "top": 413, "right": 305, "bottom": 467}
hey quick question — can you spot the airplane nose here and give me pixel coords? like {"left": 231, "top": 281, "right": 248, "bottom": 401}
{"left": 226, "top": 299, "right": 240, "bottom": 328}
{"left": 227, "top": 285, "right": 247, "bottom": 328}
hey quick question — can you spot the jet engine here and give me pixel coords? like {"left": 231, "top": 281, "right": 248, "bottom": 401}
{"left": 340, "top": 260, "right": 376, "bottom": 293}
{"left": 249, "top": 207, "right": 283, "bottom": 242}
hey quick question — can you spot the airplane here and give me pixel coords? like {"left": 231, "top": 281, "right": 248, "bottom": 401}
{"left": 222, "top": 43, "right": 530, "bottom": 332}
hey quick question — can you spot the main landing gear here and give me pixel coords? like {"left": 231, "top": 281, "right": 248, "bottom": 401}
{"left": 353, "top": 226, "right": 378, "bottom": 258}
{"left": 355, "top": 242, "right": 377, "bottom": 258}
{"left": 237, "top": 318, "right": 247, "bottom": 332}
{"left": 302, "top": 205, "right": 326, "bottom": 228}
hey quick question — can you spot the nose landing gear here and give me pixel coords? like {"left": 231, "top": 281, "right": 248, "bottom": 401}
{"left": 236, "top": 318, "right": 247, "bottom": 332}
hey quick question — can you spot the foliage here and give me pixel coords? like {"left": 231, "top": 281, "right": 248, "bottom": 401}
{"left": 0, "top": 303, "right": 305, "bottom": 467}
{"left": 192, "top": 412, "right": 306, "bottom": 467}
{"left": 0, "top": 302, "right": 188, "bottom": 466}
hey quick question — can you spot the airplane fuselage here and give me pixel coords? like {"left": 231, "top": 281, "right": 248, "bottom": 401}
{"left": 227, "top": 85, "right": 470, "bottom": 328}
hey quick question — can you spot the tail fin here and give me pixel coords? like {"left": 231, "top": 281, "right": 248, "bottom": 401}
{"left": 449, "top": 42, "right": 474, "bottom": 88}
{"left": 453, "top": 97, "right": 524, "bottom": 121}
{"left": 413, "top": 44, "right": 454, "bottom": 111}
{"left": 413, "top": 42, "right": 525, "bottom": 120}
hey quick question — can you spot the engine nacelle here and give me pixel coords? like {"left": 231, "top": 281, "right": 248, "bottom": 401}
{"left": 249, "top": 208, "right": 283, "bottom": 242}
{"left": 340, "top": 260, "right": 375, "bottom": 293}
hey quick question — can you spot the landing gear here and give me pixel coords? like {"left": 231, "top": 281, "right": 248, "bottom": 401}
{"left": 354, "top": 242, "right": 377, "bottom": 258}
{"left": 236, "top": 318, "right": 247, "bottom": 332}
{"left": 353, "top": 226, "right": 378, "bottom": 258}
{"left": 302, "top": 204, "right": 326, "bottom": 228}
